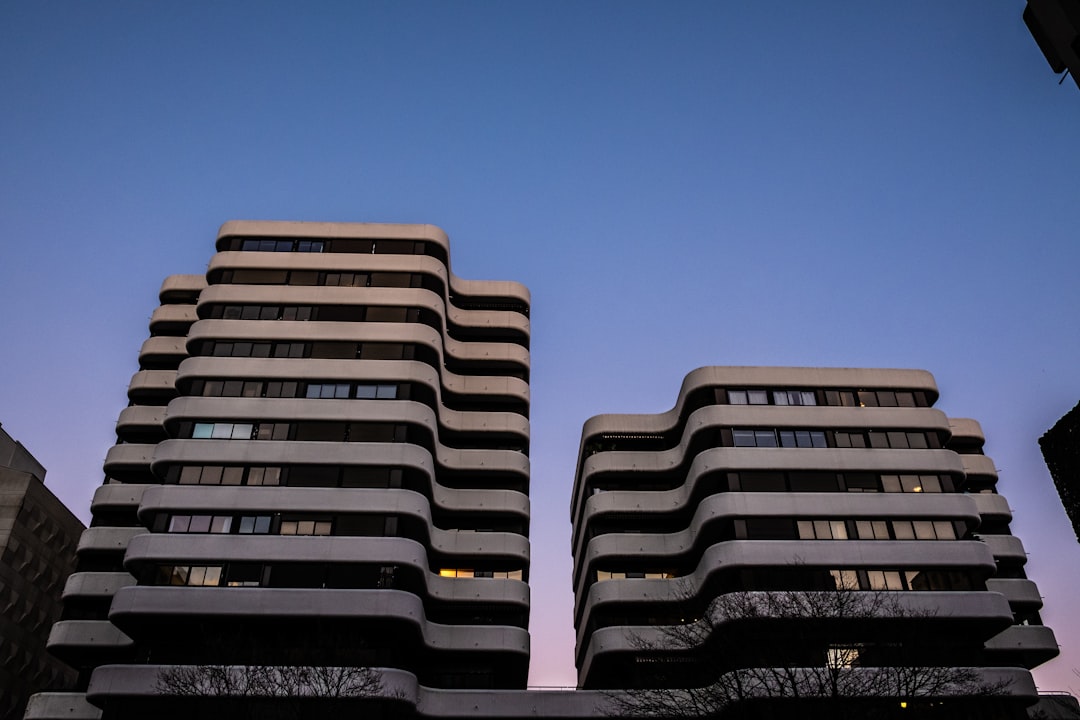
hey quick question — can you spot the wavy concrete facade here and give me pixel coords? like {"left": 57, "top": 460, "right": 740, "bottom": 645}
{"left": 35, "top": 222, "right": 531, "bottom": 719}
{"left": 570, "top": 367, "right": 1058, "bottom": 705}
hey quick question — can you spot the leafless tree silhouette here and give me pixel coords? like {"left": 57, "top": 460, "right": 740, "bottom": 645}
{"left": 605, "top": 577, "right": 1012, "bottom": 720}
{"left": 156, "top": 662, "right": 385, "bottom": 720}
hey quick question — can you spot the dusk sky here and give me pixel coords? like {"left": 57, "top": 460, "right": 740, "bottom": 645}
{"left": 2, "top": 1, "right": 1079, "bottom": 692}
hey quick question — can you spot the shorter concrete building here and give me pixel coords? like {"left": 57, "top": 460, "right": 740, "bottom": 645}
{"left": 0, "top": 423, "right": 84, "bottom": 720}
{"left": 1040, "top": 401, "right": 1080, "bottom": 544}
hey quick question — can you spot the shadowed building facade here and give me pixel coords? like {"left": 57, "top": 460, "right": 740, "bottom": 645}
{"left": 29, "top": 222, "right": 532, "bottom": 719}
{"left": 1040, "top": 400, "right": 1080, "bottom": 544}
{"left": 570, "top": 367, "right": 1058, "bottom": 717}
{"left": 0, "top": 424, "right": 83, "bottom": 720}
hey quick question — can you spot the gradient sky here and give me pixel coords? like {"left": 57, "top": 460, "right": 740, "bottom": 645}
{"left": 2, "top": 0, "right": 1078, "bottom": 692}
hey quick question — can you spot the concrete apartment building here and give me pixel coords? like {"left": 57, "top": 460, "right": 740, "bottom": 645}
{"left": 0, "top": 423, "right": 83, "bottom": 720}
{"left": 571, "top": 367, "right": 1059, "bottom": 718}
{"left": 30, "top": 222, "right": 537, "bottom": 718}
{"left": 23, "top": 221, "right": 1064, "bottom": 718}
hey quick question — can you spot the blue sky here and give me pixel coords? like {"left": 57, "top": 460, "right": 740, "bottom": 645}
{"left": 2, "top": 0, "right": 1078, "bottom": 691}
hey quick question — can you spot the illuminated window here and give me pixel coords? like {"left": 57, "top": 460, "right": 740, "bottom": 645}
{"left": 826, "top": 645, "right": 863, "bottom": 668}
{"left": 159, "top": 565, "right": 223, "bottom": 587}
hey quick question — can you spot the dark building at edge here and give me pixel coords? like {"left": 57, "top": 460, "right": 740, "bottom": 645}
{"left": 1040, "top": 401, "right": 1080, "bottom": 543}
{"left": 0, "top": 423, "right": 84, "bottom": 720}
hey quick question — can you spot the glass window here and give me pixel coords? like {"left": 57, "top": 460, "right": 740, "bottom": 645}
{"left": 868, "top": 432, "right": 889, "bottom": 449}
{"left": 185, "top": 515, "right": 209, "bottom": 533}
{"left": 900, "top": 475, "right": 923, "bottom": 493}
{"left": 907, "top": 432, "right": 928, "bottom": 449}
{"left": 209, "top": 424, "right": 232, "bottom": 439}
{"left": 913, "top": 521, "right": 936, "bottom": 540}
{"left": 867, "top": 570, "right": 903, "bottom": 590}
{"left": 877, "top": 391, "right": 898, "bottom": 407}
{"left": 179, "top": 467, "right": 202, "bottom": 484}
{"left": 887, "top": 432, "right": 909, "bottom": 449}
{"left": 169, "top": 515, "right": 191, "bottom": 532}
{"left": 728, "top": 390, "right": 747, "bottom": 405}
{"left": 754, "top": 430, "right": 777, "bottom": 447}
{"left": 231, "top": 423, "right": 253, "bottom": 439}
{"left": 733, "top": 430, "right": 756, "bottom": 447}
{"left": 920, "top": 475, "right": 942, "bottom": 493}
{"left": 797, "top": 520, "right": 815, "bottom": 539}
{"left": 192, "top": 423, "right": 214, "bottom": 439}
{"left": 829, "top": 521, "right": 848, "bottom": 539}
{"left": 747, "top": 390, "right": 768, "bottom": 405}
{"left": 858, "top": 391, "right": 878, "bottom": 407}
{"left": 376, "top": 384, "right": 397, "bottom": 399}
{"left": 830, "top": 569, "right": 860, "bottom": 590}
{"left": 933, "top": 521, "right": 954, "bottom": 540}
{"left": 779, "top": 431, "right": 797, "bottom": 448}
{"left": 200, "top": 466, "right": 223, "bottom": 485}
{"left": 892, "top": 521, "right": 915, "bottom": 539}
{"left": 881, "top": 475, "right": 902, "bottom": 493}
{"left": 210, "top": 516, "right": 232, "bottom": 533}
{"left": 222, "top": 467, "right": 243, "bottom": 485}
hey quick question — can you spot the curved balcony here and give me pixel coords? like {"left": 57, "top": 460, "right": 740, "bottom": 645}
{"left": 186, "top": 318, "right": 530, "bottom": 378}
{"left": 47, "top": 620, "right": 134, "bottom": 666}
{"left": 578, "top": 590, "right": 1017, "bottom": 688}
{"left": 90, "top": 484, "right": 149, "bottom": 515}
{"left": 24, "top": 693, "right": 103, "bottom": 720}
{"left": 985, "top": 578, "right": 1042, "bottom": 612}
{"left": 216, "top": 220, "right": 451, "bottom": 257}
{"left": 579, "top": 367, "right": 940, "bottom": 444}
{"left": 126, "top": 370, "right": 178, "bottom": 404}
{"left": 102, "top": 444, "right": 156, "bottom": 482}
{"left": 63, "top": 572, "right": 137, "bottom": 600}
{"left": 149, "top": 304, "right": 198, "bottom": 336}
{"left": 574, "top": 538, "right": 998, "bottom": 629}
{"left": 574, "top": 445, "right": 965, "bottom": 523}
{"left": 970, "top": 492, "right": 1012, "bottom": 526}
{"left": 977, "top": 534, "right": 1027, "bottom": 565}
{"left": 961, "top": 455, "right": 998, "bottom": 486}
{"left": 946, "top": 418, "right": 985, "bottom": 452}
{"left": 120, "top": 534, "right": 529, "bottom": 609}
{"left": 162, "top": 396, "right": 529, "bottom": 448}
{"left": 77, "top": 527, "right": 148, "bottom": 557}
{"left": 983, "top": 625, "right": 1059, "bottom": 667}
{"left": 108, "top": 586, "right": 530, "bottom": 661}
{"left": 115, "top": 406, "right": 167, "bottom": 444}
{"left": 158, "top": 274, "right": 206, "bottom": 305}
{"left": 573, "top": 491, "right": 981, "bottom": 585}
{"left": 137, "top": 336, "right": 188, "bottom": 369}
{"left": 175, "top": 356, "right": 529, "bottom": 412}
{"left": 135, "top": 485, "right": 529, "bottom": 565}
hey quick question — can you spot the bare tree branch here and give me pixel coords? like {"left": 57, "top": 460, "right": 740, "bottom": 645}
{"left": 605, "top": 578, "right": 1011, "bottom": 719}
